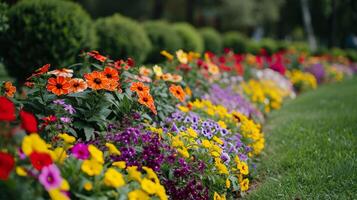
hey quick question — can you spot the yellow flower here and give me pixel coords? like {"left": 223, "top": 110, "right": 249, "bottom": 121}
{"left": 240, "top": 178, "right": 249, "bottom": 192}
{"left": 60, "top": 179, "right": 70, "bottom": 191}
{"left": 104, "top": 168, "right": 125, "bottom": 188}
{"left": 178, "top": 105, "right": 189, "bottom": 112}
{"left": 161, "top": 73, "right": 172, "bottom": 81}
{"left": 22, "top": 134, "right": 48, "bottom": 156}
{"left": 177, "top": 147, "right": 189, "bottom": 158}
{"left": 16, "top": 167, "right": 27, "bottom": 176}
{"left": 208, "top": 63, "right": 219, "bottom": 75}
{"left": 213, "top": 136, "right": 224, "bottom": 145}
{"left": 88, "top": 145, "right": 104, "bottom": 164}
{"left": 53, "top": 147, "right": 67, "bottom": 164}
{"left": 141, "top": 178, "right": 157, "bottom": 194}
{"left": 184, "top": 86, "right": 192, "bottom": 97}
{"left": 187, "top": 127, "right": 198, "bottom": 138}
{"left": 48, "top": 189, "right": 70, "bottom": 200}
{"left": 127, "top": 166, "right": 142, "bottom": 182}
{"left": 83, "top": 182, "right": 93, "bottom": 191}
{"left": 156, "top": 184, "right": 168, "bottom": 200}
{"left": 226, "top": 178, "right": 231, "bottom": 188}
{"left": 81, "top": 159, "right": 103, "bottom": 176}
{"left": 153, "top": 65, "right": 163, "bottom": 77}
{"left": 176, "top": 49, "right": 188, "bottom": 64}
{"left": 105, "top": 143, "right": 121, "bottom": 156}
{"left": 238, "top": 162, "right": 249, "bottom": 175}
{"left": 58, "top": 133, "right": 75, "bottom": 144}
{"left": 201, "top": 139, "right": 211, "bottom": 148}
{"left": 160, "top": 50, "right": 174, "bottom": 61}
{"left": 217, "top": 120, "right": 227, "bottom": 129}
{"left": 112, "top": 161, "right": 126, "bottom": 169}
{"left": 213, "top": 192, "right": 226, "bottom": 200}
{"left": 215, "top": 158, "right": 229, "bottom": 175}
{"left": 142, "top": 166, "right": 160, "bottom": 184}
{"left": 128, "top": 189, "right": 150, "bottom": 200}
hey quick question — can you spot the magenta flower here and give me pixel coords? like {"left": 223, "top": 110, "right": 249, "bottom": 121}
{"left": 38, "top": 164, "right": 62, "bottom": 191}
{"left": 71, "top": 143, "right": 90, "bottom": 160}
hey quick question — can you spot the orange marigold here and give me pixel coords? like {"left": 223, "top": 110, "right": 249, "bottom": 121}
{"left": 3, "top": 81, "right": 16, "bottom": 97}
{"left": 69, "top": 78, "right": 87, "bottom": 93}
{"left": 138, "top": 92, "right": 157, "bottom": 115}
{"left": 130, "top": 82, "right": 149, "bottom": 94}
{"left": 47, "top": 76, "right": 71, "bottom": 96}
{"left": 84, "top": 71, "right": 110, "bottom": 90}
{"left": 169, "top": 84, "right": 186, "bottom": 102}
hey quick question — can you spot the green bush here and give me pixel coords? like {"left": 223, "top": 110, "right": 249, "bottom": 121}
{"left": 95, "top": 14, "right": 152, "bottom": 64}
{"left": 0, "top": 2, "right": 9, "bottom": 35}
{"left": 143, "top": 21, "right": 181, "bottom": 63}
{"left": 246, "top": 40, "right": 261, "bottom": 54}
{"left": 223, "top": 31, "right": 248, "bottom": 53}
{"left": 345, "top": 49, "right": 357, "bottom": 62}
{"left": 259, "top": 38, "right": 279, "bottom": 55}
{"left": 173, "top": 22, "right": 204, "bottom": 53}
{"left": 199, "top": 27, "right": 222, "bottom": 53}
{"left": 1, "top": 0, "right": 97, "bottom": 83}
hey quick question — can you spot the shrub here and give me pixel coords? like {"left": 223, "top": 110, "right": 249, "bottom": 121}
{"left": 0, "top": 2, "right": 9, "bottom": 35}
{"left": 345, "top": 49, "right": 357, "bottom": 62}
{"left": 223, "top": 31, "right": 248, "bottom": 53}
{"left": 199, "top": 27, "right": 222, "bottom": 53}
{"left": 143, "top": 21, "right": 182, "bottom": 63}
{"left": 259, "top": 38, "right": 279, "bottom": 55}
{"left": 95, "top": 14, "right": 152, "bottom": 63}
{"left": 1, "top": 0, "right": 97, "bottom": 83}
{"left": 172, "top": 22, "right": 204, "bottom": 53}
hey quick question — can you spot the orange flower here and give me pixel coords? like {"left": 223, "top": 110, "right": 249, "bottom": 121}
{"left": 69, "top": 78, "right": 87, "bottom": 93}
{"left": 130, "top": 82, "right": 149, "bottom": 94}
{"left": 3, "top": 81, "right": 16, "bottom": 97}
{"left": 84, "top": 71, "right": 110, "bottom": 90}
{"left": 87, "top": 51, "right": 107, "bottom": 62}
{"left": 169, "top": 84, "right": 186, "bottom": 102}
{"left": 24, "top": 82, "right": 34, "bottom": 88}
{"left": 171, "top": 74, "right": 183, "bottom": 82}
{"left": 161, "top": 73, "right": 172, "bottom": 81}
{"left": 48, "top": 68, "right": 73, "bottom": 78}
{"left": 137, "top": 92, "right": 157, "bottom": 115}
{"left": 106, "top": 79, "right": 120, "bottom": 91}
{"left": 102, "top": 67, "right": 119, "bottom": 81}
{"left": 46, "top": 76, "right": 71, "bottom": 95}
{"left": 27, "top": 64, "right": 50, "bottom": 80}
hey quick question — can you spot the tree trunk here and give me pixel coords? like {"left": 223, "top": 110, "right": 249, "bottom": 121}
{"left": 300, "top": 0, "right": 317, "bottom": 51}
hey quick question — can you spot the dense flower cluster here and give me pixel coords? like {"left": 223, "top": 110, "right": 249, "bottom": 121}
{"left": 0, "top": 48, "right": 354, "bottom": 200}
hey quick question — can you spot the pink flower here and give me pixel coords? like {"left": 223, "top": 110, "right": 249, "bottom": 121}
{"left": 38, "top": 164, "right": 62, "bottom": 191}
{"left": 71, "top": 143, "right": 89, "bottom": 160}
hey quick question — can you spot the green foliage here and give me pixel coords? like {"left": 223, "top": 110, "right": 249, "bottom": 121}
{"left": 172, "top": 22, "right": 204, "bottom": 53}
{"left": 259, "top": 38, "right": 279, "bottom": 55}
{"left": 95, "top": 14, "right": 152, "bottom": 63}
{"left": 143, "top": 20, "right": 182, "bottom": 63}
{"left": 222, "top": 31, "right": 248, "bottom": 53}
{"left": 345, "top": 49, "right": 357, "bottom": 62}
{"left": 1, "top": 0, "right": 97, "bottom": 83}
{"left": 0, "top": 2, "right": 9, "bottom": 34}
{"left": 199, "top": 27, "right": 223, "bottom": 53}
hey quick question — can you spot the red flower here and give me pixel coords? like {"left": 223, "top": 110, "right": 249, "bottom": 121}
{"left": 27, "top": 64, "right": 51, "bottom": 80}
{"left": 0, "top": 152, "right": 15, "bottom": 180}
{"left": 127, "top": 58, "right": 135, "bottom": 67}
{"left": 0, "top": 97, "right": 16, "bottom": 121}
{"left": 20, "top": 109, "right": 38, "bottom": 133}
{"left": 29, "top": 152, "right": 52, "bottom": 170}
{"left": 87, "top": 50, "right": 107, "bottom": 62}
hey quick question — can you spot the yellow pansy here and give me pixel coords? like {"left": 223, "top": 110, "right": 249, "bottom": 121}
{"left": 177, "top": 147, "right": 189, "bottom": 158}
{"left": 58, "top": 133, "right": 75, "bottom": 144}
{"left": 104, "top": 168, "right": 125, "bottom": 188}
{"left": 128, "top": 189, "right": 150, "bottom": 200}
{"left": 217, "top": 120, "right": 227, "bottom": 129}
{"left": 22, "top": 134, "right": 48, "bottom": 156}
{"left": 105, "top": 143, "right": 121, "bottom": 156}
{"left": 83, "top": 182, "right": 93, "bottom": 191}
{"left": 240, "top": 178, "right": 249, "bottom": 192}
{"left": 201, "top": 139, "right": 211, "bottom": 148}
{"left": 88, "top": 145, "right": 104, "bottom": 164}
{"left": 213, "top": 192, "right": 226, "bottom": 200}
{"left": 186, "top": 127, "right": 198, "bottom": 138}
{"left": 81, "top": 159, "right": 103, "bottom": 176}
{"left": 238, "top": 162, "right": 249, "bottom": 175}
{"left": 112, "top": 161, "right": 126, "bottom": 169}
{"left": 141, "top": 178, "right": 157, "bottom": 194}
{"left": 213, "top": 136, "right": 224, "bottom": 145}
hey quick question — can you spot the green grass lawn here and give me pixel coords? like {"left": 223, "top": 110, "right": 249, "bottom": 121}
{"left": 246, "top": 77, "right": 357, "bottom": 199}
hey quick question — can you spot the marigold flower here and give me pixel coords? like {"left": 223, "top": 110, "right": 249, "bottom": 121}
{"left": 48, "top": 68, "right": 73, "bottom": 78}
{"left": 106, "top": 79, "right": 120, "bottom": 91}
{"left": 103, "top": 168, "right": 125, "bottom": 188}
{"left": 29, "top": 151, "right": 53, "bottom": 170}
{"left": 128, "top": 189, "right": 150, "bottom": 200}
{"left": 58, "top": 133, "right": 75, "bottom": 144}
{"left": 81, "top": 159, "right": 103, "bottom": 176}
{"left": 84, "top": 71, "right": 110, "bottom": 90}
{"left": 47, "top": 76, "right": 71, "bottom": 95}
{"left": 88, "top": 145, "right": 104, "bottom": 164}
{"left": 112, "top": 161, "right": 126, "bottom": 169}
{"left": 141, "top": 178, "right": 157, "bottom": 194}
{"left": 0, "top": 152, "right": 15, "bottom": 181}
{"left": 22, "top": 134, "right": 48, "bottom": 156}
{"left": 69, "top": 78, "right": 87, "bottom": 93}
{"left": 83, "top": 182, "right": 93, "bottom": 191}
{"left": 127, "top": 166, "right": 142, "bottom": 182}
{"left": 130, "top": 82, "right": 150, "bottom": 94}
{"left": 20, "top": 109, "right": 38, "bottom": 133}
{"left": 87, "top": 50, "right": 107, "bottom": 62}
{"left": 0, "top": 97, "right": 16, "bottom": 121}
{"left": 105, "top": 143, "right": 121, "bottom": 156}
{"left": 169, "top": 84, "right": 186, "bottom": 102}
{"left": 3, "top": 81, "right": 16, "bottom": 97}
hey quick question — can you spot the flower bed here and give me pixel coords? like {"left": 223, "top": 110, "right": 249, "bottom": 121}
{"left": 0, "top": 48, "right": 354, "bottom": 200}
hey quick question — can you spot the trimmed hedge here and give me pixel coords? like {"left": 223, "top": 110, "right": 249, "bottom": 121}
{"left": 95, "top": 14, "right": 152, "bottom": 63}
{"left": 143, "top": 21, "right": 182, "bottom": 63}
{"left": 199, "top": 27, "right": 222, "bottom": 53}
{"left": 1, "top": 0, "right": 97, "bottom": 83}
{"left": 223, "top": 31, "right": 248, "bottom": 53}
{"left": 173, "top": 22, "right": 204, "bottom": 53}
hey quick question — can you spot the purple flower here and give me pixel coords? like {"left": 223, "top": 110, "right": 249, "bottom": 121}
{"left": 64, "top": 104, "right": 76, "bottom": 114}
{"left": 38, "top": 164, "right": 62, "bottom": 191}
{"left": 220, "top": 128, "right": 229, "bottom": 136}
{"left": 60, "top": 117, "right": 72, "bottom": 123}
{"left": 53, "top": 99, "right": 65, "bottom": 105}
{"left": 221, "top": 152, "right": 231, "bottom": 164}
{"left": 71, "top": 143, "right": 90, "bottom": 160}
{"left": 239, "top": 153, "right": 248, "bottom": 161}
